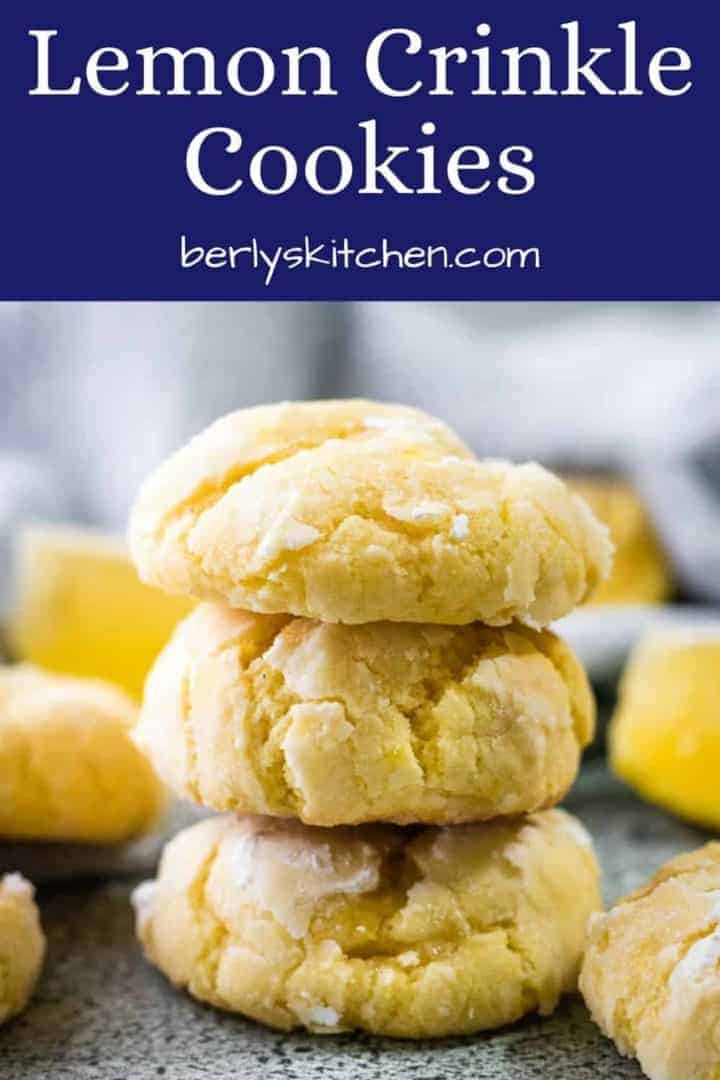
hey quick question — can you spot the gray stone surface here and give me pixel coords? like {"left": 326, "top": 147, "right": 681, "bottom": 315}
{"left": 0, "top": 763, "right": 711, "bottom": 1079}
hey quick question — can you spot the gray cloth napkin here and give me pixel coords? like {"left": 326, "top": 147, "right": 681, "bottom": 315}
{"left": 634, "top": 433, "right": 720, "bottom": 603}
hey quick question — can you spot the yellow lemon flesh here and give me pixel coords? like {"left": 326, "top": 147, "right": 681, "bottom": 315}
{"left": 611, "top": 629, "right": 720, "bottom": 827}
{"left": 8, "top": 523, "right": 193, "bottom": 700}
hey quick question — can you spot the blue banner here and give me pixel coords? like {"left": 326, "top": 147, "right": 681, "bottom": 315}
{"left": 3, "top": 2, "right": 718, "bottom": 299}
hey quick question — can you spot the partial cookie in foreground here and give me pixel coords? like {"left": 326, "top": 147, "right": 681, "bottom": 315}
{"left": 133, "top": 809, "right": 601, "bottom": 1038}
{"left": 0, "top": 874, "right": 45, "bottom": 1025}
{"left": 0, "top": 665, "right": 165, "bottom": 843}
{"left": 129, "top": 399, "right": 612, "bottom": 626}
{"left": 581, "top": 843, "right": 720, "bottom": 1080}
{"left": 610, "top": 628, "right": 720, "bottom": 828}
{"left": 136, "top": 603, "right": 595, "bottom": 826}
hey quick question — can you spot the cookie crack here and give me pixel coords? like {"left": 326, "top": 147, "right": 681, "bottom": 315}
{"left": 152, "top": 423, "right": 430, "bottom": 565}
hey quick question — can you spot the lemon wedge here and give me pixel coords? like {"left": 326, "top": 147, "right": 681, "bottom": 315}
{"left": 611, "top": 628, "right": 720, "bottom": 827}
{"left": 7, "top": 523, "right": 193, "bottom": 699}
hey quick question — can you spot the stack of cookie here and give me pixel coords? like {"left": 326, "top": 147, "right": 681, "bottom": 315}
{"left": 128, "top": 400, "right": 611, "bottom": 1039}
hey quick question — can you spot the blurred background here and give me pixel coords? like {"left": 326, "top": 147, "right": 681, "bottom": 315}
{"left": 1, "top": 299, "right": 720, "bottom": 879}
{"left": 2, "top": 299, "right": 720, "bottom": 684}
{"left": 1, "top": 301, "right": 719, "bottom": 1069}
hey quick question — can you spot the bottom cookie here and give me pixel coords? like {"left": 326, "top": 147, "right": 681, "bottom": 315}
{"left": 134, "top": 810, "right": 601, "bottom": 1038}
{"left": 0, "top": 874, "right": 45, "bottom": 1025}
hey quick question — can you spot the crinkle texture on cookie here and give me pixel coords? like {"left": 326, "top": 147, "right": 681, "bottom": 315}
{"left": 0, "top": 874, "right": 45, "bottom": 1025}
{"left": 0, "top": 665, "right": 165, "bottom": 843}
{"left": 611, "top": 628, "right": 720, "bottom": 830}
{"left": 581, "top": 843, "right": 720, "bottom": 1080}
{"left": 128, "top": 400, "right": 612, "bottom": 626}
{"left": 134, "top": 809, "right": 601, "bottom": 1038}
{"left": 136, "top": 603, "right": 594, "bottom": 826}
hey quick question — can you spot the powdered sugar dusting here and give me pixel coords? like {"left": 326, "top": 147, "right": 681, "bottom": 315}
{"left": 557, "top": 814, "right": 594, "bottom": 851}
{"left": 256, "top": 511, "right": 320, "bottom": 563}
{"left": 1, "top": 873, "right": 33, "bottom": 900}
{"left": 230, "top": 819, "right": 381, "bottom": 938}
{"left": 308, "top": 1004, "right": 340, "bottom": 1027}
{"left": 411, "top": 501, "right": 449, "bottom": 521}
{"left": 639, "top": 919, "right": 720, "bottom": 1079}
{"left": 670, "top": 928, "right": 720, "bottom": 991}
{"left": 450, "top": 513, "right": 469, "bottom": 540}
{"left": 131, "top": 880, "right": 157, "bottom": 933}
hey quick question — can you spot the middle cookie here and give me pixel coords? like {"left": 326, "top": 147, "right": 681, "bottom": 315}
{"left": 136, "top": 603, "right": 594, "bottom": 826}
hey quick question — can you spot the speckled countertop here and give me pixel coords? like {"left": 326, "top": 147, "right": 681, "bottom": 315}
{"left": 0, "top": 764, "right": 710, "bottom": 1080}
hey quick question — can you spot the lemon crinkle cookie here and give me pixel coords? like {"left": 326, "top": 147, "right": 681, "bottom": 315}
{"left": 564, "top": 474, "right": 672, "bottom": 606}
{"left": 0, "top": 873, "right": 45, "bottom": 1024}
{"left": 581, "top": 843, "right": 720, "bottom": 1080}
{"left": 136, "top": 603, "right": 594, "bottom": 825}
{"left": 0, "top": 665, "right": 165, "bottom": 843}
{"left": 610, "top": 627, "right": 720, "bottom": 829}
{"left": 134, "top": 808, "right": 601, "bottom": 1038}
{"left": 128, "top": 400, "right": 612, "bottom": 627}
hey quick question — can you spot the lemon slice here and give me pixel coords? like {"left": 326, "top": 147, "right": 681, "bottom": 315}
{"left": 7, "top": 523, "right": 193, "bottom": 699}
{"left": 611, "top": 628, "right": 720, "bottom": 827}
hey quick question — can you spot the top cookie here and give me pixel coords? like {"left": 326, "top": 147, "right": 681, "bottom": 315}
{"left": 129, "top": 400, "right": 612, "bottom": 626}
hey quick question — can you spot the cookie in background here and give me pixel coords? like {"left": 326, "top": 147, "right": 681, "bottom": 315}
{"left": 0, "top": 664, "right": 165, "bottom": 843}
{"left": 564, "top": 474, "right": 672, "bottom": 605}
